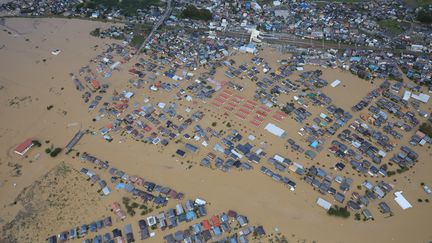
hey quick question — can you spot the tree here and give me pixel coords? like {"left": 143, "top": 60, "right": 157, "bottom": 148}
{"left": 90, "top": 28, "right": 101, "bottom": 37}
{"left": 181, "top": 5, "right": 213, "bottom": 21}
{"left": 419, "top": 122, "right": 432, "bottom": 137}
{"left": 50, "top": 147, "right": 62, "bottom": 157}
{"left": 130, "top": 35, "right": 146, "bottom": 48}
{"left": 417, "top": 6, "right": 432, "bottom": 24}
{"left": 32, "top": 140, "right": 42, "bottom": 147}
{"left": 354, "top": 213, "right": 361, "bottom": 221}
{"left": 327, "top": 206, "right": 350, "bottom": 218}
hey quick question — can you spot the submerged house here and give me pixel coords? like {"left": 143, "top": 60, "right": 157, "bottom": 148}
{"left": 264, "top": 123, "right": 286, "bottom": 137}
{"left": 14, "top": 138, "right": 34, "bottom": 156}
{"left": 176, "top": 149, "right": 186, "bottom": 157}
{"left": 316, "top": 197, "right": 332, "bottom": 210}
{"left": 184, "top": 143, "right": 198, "bottom": 153}
{"left": 394, "top": 191, "right": 412, "bottom": 210}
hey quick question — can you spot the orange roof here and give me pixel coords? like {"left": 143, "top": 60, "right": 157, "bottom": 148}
{"left": 91, "top": 80, "right": 100, "bottom": 89}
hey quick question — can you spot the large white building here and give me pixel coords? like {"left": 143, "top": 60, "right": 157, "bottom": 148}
{"left": 394, "top": 191, "right": 412, "bottom": 210}
{"left": 264, "top": 123, "right": 286, "bottom": 137}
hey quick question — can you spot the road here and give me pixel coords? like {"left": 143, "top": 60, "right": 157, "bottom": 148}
{"left": 136, "top": 0, "right": 172, "bottom": 56}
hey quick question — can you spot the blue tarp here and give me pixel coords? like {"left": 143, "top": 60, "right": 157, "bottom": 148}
{"left": 115, "top": 183, "right": 125, "bottom": 189}
{"left": 368, "top": 64, "right": 379, "bottom": 71}
{"left": 350, "top": 56, "right": 361, "bottom": 62}
{"left": 300, "top": 2, "right": 309, "bottom": 9}
{"left": 212, "top": 226, "right": 222, "bottom": 236}
{"left": 310, "top": 141, "right": 319, "bottom": 148}
{"left": 186, "top": 211, "right": 197, "bottom": 221}
{"left": 265, "top": 23, "right": 272, "bottom": 31}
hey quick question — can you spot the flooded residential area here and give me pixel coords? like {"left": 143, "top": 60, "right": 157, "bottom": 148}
{"left": 0, "top": 0, "right": 431, "bottom": 243}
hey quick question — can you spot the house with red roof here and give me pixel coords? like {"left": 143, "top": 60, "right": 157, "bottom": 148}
{"left": 91, "top": 79, "right": 100, "bottom": 90}
{"left": 14, "top": 138, "right": 34, "bottom": 156}
{"left": 210, "top": 215, "right": 221, "bottom": 227}
{"left": 201, "top": 219, "right": 211, "bottom": 230}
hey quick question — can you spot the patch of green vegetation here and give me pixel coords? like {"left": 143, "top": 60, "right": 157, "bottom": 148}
{"left": 378, "top": 19, "right": 403, "bottom": 35}
{"left": 50, "top": 147, "right": 62, "bottom": 157}
{"left": 127, "top": 208, "right": 136, "bottom": 216}
{"left": 310, "top": 0, "right": 366, "bottom": 3}
{"left": 139, "top": 204, "right": 147, "bottom": 210}
{"left": 269, "top": 233, "right": 289, "bottom": 243}
{"left": 77, "top": 0, "right": 161, "bottom": 16}
{"left": 419, "top": 122, "right": 432, "bottom": 136}
{"left": 354, "top": 212, "right": 361, "bottom": 220}
{"left": 32, "top": 140, "right": 42, "bottom": 147}
{"left": 417, "top": 7, "right": 432, "bottom": 23}
{"left": 55, "top": 163, "right": 71, "bottom": 176}
{"left": 396, "top": 166, "right": 409, "bottom": 174}
{"left": 387, "top": 170, "right": 396, "bottom": 176}
{"left": 90, "top": 28, "right": 101, "bottom": 37}
{"left": 180, "top": 5, "right": 213, "bottom": 21}
{"left": 122, "top": 197, "right": 137, "bottom": 216}
{"left": 328, "top": 205, "right": 350, "bottom": 218}
{"left": 256, "top": 0, "right": 273, "bottom": 5}
{"left": 130, "top": 35, "right": 146, "bottom": 48}
{"left": 122, "top": 197, "right": 130, "bottom": 204}
{"left": 134, "top": 23, "right": 152, "bottom": 32}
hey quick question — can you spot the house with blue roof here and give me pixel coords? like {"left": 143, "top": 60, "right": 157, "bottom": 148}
{"left": 186, "top": 211, "right": 197, "bottom": 221}
{"left": 350, "top": 56, "right": 361, "bottom": 62}
{"left": 246, "top": 153, "right": 261, "bottom": 163}
{"left": 236, "top": 143, "right": 253, "bottom": 155}
{"left": 310, "top": 140, "right": 319, "bottom": 148}
{"left": 185, "top": 143, "right": 198, "bottom": 153}
{"left": 212, "top": 226, "right": 222, "bottom": 237}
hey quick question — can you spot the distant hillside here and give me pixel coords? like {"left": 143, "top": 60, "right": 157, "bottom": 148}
{"left": 404, "top": 0, "right": 432, "bottom": 7}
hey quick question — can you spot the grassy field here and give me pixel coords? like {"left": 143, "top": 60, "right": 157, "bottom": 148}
{"left": 378, "top": 19, "right": 404, "bottom": 35}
